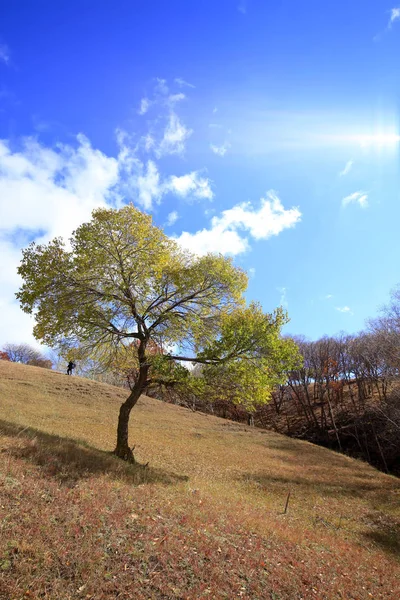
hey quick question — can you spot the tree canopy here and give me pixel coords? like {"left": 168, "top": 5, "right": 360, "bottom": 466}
{"left": 17, "top": 205, "right": 300, "bottom": 461}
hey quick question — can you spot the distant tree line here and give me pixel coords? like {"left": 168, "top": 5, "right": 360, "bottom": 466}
{"left": 254, "top": 327, "right": 400, "bottom": 475}
{"left": 0, "top": 343, "right": 52, "bottom": 369}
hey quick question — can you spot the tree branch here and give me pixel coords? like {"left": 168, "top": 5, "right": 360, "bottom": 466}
{"left": 165, "top": 354, "right": 218, "bottom": 365}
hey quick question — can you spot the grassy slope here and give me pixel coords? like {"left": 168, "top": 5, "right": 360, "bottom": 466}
{"left": 0, "top": 360, "right": 399, "bottom": 600}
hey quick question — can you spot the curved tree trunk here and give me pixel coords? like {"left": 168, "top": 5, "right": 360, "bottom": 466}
{"left": 114, "top": 344, "right": 149, "bottom": 462}
{"left": 114, "top": 387, "right": 142, "bottom": 461}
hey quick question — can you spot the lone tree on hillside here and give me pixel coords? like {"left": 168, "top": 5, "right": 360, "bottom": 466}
{"left": 17, "top": 205, "right": 300, "bottom": 462}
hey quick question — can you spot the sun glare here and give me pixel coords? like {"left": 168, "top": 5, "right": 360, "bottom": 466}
{"left": 354, "top": 132, "right": 400, "bottom": 148}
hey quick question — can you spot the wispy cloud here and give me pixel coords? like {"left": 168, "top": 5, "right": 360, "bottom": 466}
{"left": 137, "top": 80, "right": 192, "bottom": 157}
{"left": 278, "top": 286, "right": 288, "bottom": 308}
{"left": 174, "top": 77, "right": 195, "bottom": 89}
{"left": 248, "top": 267, "right": 256, "bottom": 278}
{"left": 156, "top": 112, "right": 193, "bottom": 157}
{"left": 325, "top": 294, "right": 333, "bottom": 299}
{"left": 117, "top": 145, "right": 212, "bottom": 209}
{"left": 138, "top": 97, "right": 151, "bottom": 115}
{"left": 175, "top": 191, "right": 301, "bottom": 256}
{"left": 168, "top": 92, "right": 186, "bottom": 105}
{"left": 165, "top": 210, "right": 179, "bottom": 227}
{"left": 0, "top": 43, "right": 10, "bottom": 65}
{"left": 155, "top": 77, "right": 169, "bottom": 95}
{"left": 210, "top": 142, "right": 231, "bottom": 157}
{"left": 339, "top": 159, "right": 353, "bottom": 177}
{"left": 138, "top": 87, "right": 185, "bottom": 116}
{"left": 143, "top": 133, "right": 155, "bottom": 152}
{"left": 335, "top": 306, "right": 353, "bottom": 315}
{"left": 389, "top": 7, "right": 400, "bottom": 27}
{"left": 374, "top": 7, "right": 400, "bottom": 40}
{"left": 342, "top": 191, "right": 368, "bottom": 208}
{"left": 238, "top": 1, "right": 247, "bottom": 14}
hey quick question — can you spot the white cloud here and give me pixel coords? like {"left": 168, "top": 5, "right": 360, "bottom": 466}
{"left": 0, "top": 135, "right": 118, "bottom": 237}
{"left": 143, "top": 133, "right": 155, "bottom": 152}
{"left": 278, "top": 286, "right": 288, "bottom": 308}
{"left": 156, "top": 112, "right": 193, "bottom": 157}
{"left": 175, "top": 191, "right": 301, "bottom": 256}
{"left": 210, "top": 142, "right": 231, "bottom": 157}
{"left": 135, "top": 80, "right": 192, "bottom": 157}
{"left": 389, "top": 7, "right": 400, "bottom": 26}
{"left": 155, "top": 78, "right": 169, "bottom": 95}
{"left": 335, "top": 306, "right": 353, "bottom": 315}
{"left": 375, "top": 7, "right": 400, "bottom": 40}
{"left": 138, "top": 97, "right": 151, "bottom": 115}
{"left": 135, "top": 160, "right": 163, "bottom": 210}
{"left": 174, "top": 77, "right": 195, "bottom": 89}
{"left": 325, "top": 294, "right": 333, "bottom": 299}
{"left": 167, "top": 171, "right": 213, "bottom": 200}
{"left": 0, "top": 44, "right": 10, "bottom": 65}
{"left": 248, "top": 267, "right": 256, "bottom": 278}
{"left": 0, "top": 136, "right": 121, "bottom": 348}
{"left": 139, "top": 81, "right": 186, "bottom": 116}
{"left": 165, "top": 211, "right": 179, "bottom": 227}
{"left": 0, "top": 124, "right": 216, "bottom": 347}
{"left": 342, "top": 190, "right": 368, "bottom": 208}
{"left": 117, "top": 148, "right": 213, "bottom": 208}
{"left": 177, "top": 227, "right": 248, "bottom": 256}
{"left": 168, "top": 93, "right": 186, "bottom": 105}
{"left": 0, "top": 239, "right": 34, "bottom": 347}
{"left": 339, "top": 159, "right": 353, "bottom": 177}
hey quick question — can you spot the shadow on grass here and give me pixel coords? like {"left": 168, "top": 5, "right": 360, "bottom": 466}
{"left": 0, "top": 420, "right": 188, "bottom": 487}
{"left": 242, "top": 471, "right": 400, "bottom": 558}
{"left": 364, "top": 529, "right": 400, "bottom": 558}
{"left": 362, "top": 512, "right": 400, "bottom": 558}
{"left": 241, "top": 471, "right": 399, "bottom": 501}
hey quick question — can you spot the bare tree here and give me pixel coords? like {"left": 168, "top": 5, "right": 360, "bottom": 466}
{"left": 3, "top": 343, "right": 42, "bottom": 364}
{"left": 2, "top": 343, "right": 52, "bottom": 369}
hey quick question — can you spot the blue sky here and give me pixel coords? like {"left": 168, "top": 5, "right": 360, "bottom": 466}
{"left": 1, "top": 0, "right": 400, "bottom": 347}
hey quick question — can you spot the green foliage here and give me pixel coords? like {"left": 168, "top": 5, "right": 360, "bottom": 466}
{"left": 196, "top": 303, "right": 302, "bottom": 409}
{"left": 17, "top": 205, "right": 246, "bottom": 352}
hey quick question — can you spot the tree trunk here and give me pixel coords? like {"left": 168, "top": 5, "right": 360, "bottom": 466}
{"left": 114, "top": 387, "right": 142, "bottom": 461}
{"left": 114, "top": 343, "right": 149, "bottom": 462}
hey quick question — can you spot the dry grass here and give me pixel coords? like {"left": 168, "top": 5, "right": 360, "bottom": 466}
{"left": 0, "top": 360, "right": 399, "bottom": 599}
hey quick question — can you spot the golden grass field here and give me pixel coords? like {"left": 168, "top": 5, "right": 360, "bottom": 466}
{"left": 1, "top": 360, "right": 399, "bottom": 599}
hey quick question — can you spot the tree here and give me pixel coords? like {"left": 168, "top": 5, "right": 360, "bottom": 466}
{"left": 2, "top": 343, "right": 45, "bottom": 365}
{"left": 0, "top": 351, "right": 10, "bottom": 361}
{"left": 17, "top": 205, "right": 300, "bottom": 462}
{"left": 368, "top": 285, "right": 400, "bottom": 374}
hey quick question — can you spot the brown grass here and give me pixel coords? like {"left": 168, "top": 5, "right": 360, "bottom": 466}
{"left": 0, "top": 360, "right": 399, "bottom": 599}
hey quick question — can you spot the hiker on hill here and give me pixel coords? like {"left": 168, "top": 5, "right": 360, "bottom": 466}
{"left": 66, "top": 361, "right": 76, "bottom": 375}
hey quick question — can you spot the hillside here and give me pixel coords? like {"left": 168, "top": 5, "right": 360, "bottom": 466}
{"left": 0, "top": 360, "right": 399, "bottom": 599}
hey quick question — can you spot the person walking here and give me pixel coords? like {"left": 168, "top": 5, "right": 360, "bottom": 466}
{"left": 66, "top": 361, "right": 76, "bottom": 375}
